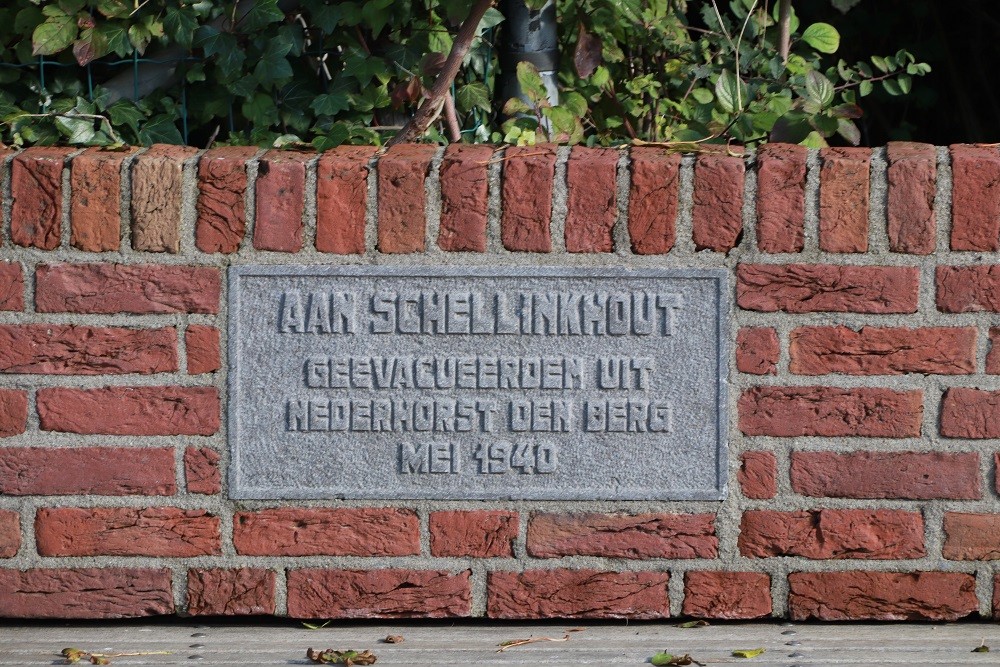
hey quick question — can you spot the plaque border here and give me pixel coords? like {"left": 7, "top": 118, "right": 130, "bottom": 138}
{"left": 227, "top": 265, "right": 730, "bottom": 501}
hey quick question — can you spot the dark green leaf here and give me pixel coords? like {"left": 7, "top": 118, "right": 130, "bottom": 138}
{"left": 456, "top": 82, "right": 491, "bottom": 114}
{"left": 239, "top": 0, "right": 284, "bottom": 32}
{"left": 107, "top": 99, "right": 146, "bottom": 135}
{"left": 96, "top": 0, "right": 130, "bottom": 19}
{"left": 254, "top": 38, "right": 294, "bottom": 87}
{"left": 164, "top": 7, "right": 198, "bottom": 48}
{"left": 138, "top": 115, "right": 183, "bottom": 145}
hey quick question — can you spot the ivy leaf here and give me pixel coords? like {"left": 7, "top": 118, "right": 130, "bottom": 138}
{"left": 164, "top": 7, "right": 198, "bottom": 48}
{"left": 195, "top": 26, "right": 245, "bottom": 79}
{"left": 95, "top": 22, "right": 129, "bottom": 57}
{"left": 312, "top": 122, "right": 351, "bottom": 151}
{"left": 254, "top": 38, "right": 294, "bottom": 87}
{"left": 456, "top": 82, "right": 491, "bottom": 114}
{"left": 805, "top": 70, "right": 834, "bottom": 107}
{"left": 239, "top": 0, "right": 284, "bottom": 32}
{"left": 310, "top": 92, "right": 351, "bottom": 116}
{"left": 33, "top": 11, "right": 77, "bottom": 56}
{"left": 96, "top": 0, "right": 130, "bottom": 19}
{"left": 107, "top": 99, "right": 146, "bottom": 135}
{"left": 138, "top": 115, "right": 183, "bottom": 145}
{"left": 516, "top": 61, "right": 550, "bottom": 107}
{"left": 801, "top": 23, "right": 840, "bottom": 54}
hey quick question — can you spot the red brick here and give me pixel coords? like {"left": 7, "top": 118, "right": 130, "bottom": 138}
{"left": 131, "top": 144, "right": 197, "bottom": 253}
{"left": 987, "top": 328, "right": 1000, "bottom": 373}
{"left": 184, "top": 447, "right": 221, "bottom": 495}
{"left": 429, "top": 510, "right": 518, "bottom": 558}
{"left": 35, "top": 507, "right": 220, "bottom": 557}
{"left": 739, "top": 386, "right": 922, "bottom": 438}
{"left": 692, "top": 154, "right": 745, "bottom": 252}
{"left": 950, "top": 144, "right": 1000, "bottom": 250}
{"left": 628, "top": 149, "right": 679, "bottom": 254}
{"left": 287, "top": 569, "right": 471, "bottom": 619}
{"left": 0, "top": 324, "right": 177, "bottom": 375}
{"left": 788, "top": 571, "right": 977, "bottom": 621}
{"left": 187, "top": 568, "right": 276, "bottom": 616}
{"left": 377, "top": 144, "right": 435, "bottom": 253}
{"left": 0, "top": 447, "right": 175, "bottom": 496}
{"left": 737, "top": 264, "right": 918, "bottom": 313}
{"left": 253, "top": 150, "right": 312, "bottom": 252}
{"left": 0, "top": 509, "right": 19, "bottom": 558}
{"left": 233, "top": 508, "right": 419, "bottom": 556}
{"left": 736, "top": 327, "right": 779, "bottom": 375}
{"left": 790, "top": 451, "right": 981, "bottom": 500}
{"left": 739, "top": 451, "right": 777, "bottom": 499}
{"left": 526, "top": 512, "right": 716, "bottom": 559}
{"left": 71, "top": 147, "right": 134, "bottom": 251}
{"left": 11, "top": 147, "right": 72, "bottom": 249}
{"left": 789, "top": 326, "right": 976, "bottom": 375}
{"left": 185, "top": 325, "right": 220, "bottom": 374}
{"left": 887, "top": 142, "right": 936, "bottom": 254}
{"left": 995, "top": 575, "right": 1000, "bottom": 619}
{"left": 739, "top": 509, "right": 924, "bottom": 559}
{"left": 0, "top": 389, "right": 27, "bottom": 438}
{"left": 565, "top": 147, "right": 617, "bottom": 252}
{"left": 36, "top": 263, "right": 220, "bottom": 314}
{"left": 819, "top": 147, "right": 870, "bottom": 252}
{"left": 501, "top": 145, "right": 556, "bottom": 252}
{"left": 316, "top": 146, "right": 375, "bottom": 254}
{"left": 683, "top": 572, "right": 771, "bottom": 620}
{"left": 438, "top": 144, "right": 493, "bottom": 252}
{"left": 37, "top": 386, "right": 220, "bottom": 436}
{"left": 488, "top": 569, "right": 669, "bottom": 619}
{"left": 937, "top": 265, "right": 1000, "bottom": 313}
{"left": 941, "top": 387, "right": 1000, "bottom": 438}
{"left": 756, "top": 143, "right": 807, "bottom": 253}
{"left": 0, "top": 262, "right": 23, "bottom": 312}
{"left": 0, "top": 568, "right": 173, "bottom": 619}
{"left": 943, "top": 513, "right": 1000, "bottom": 560}
{"left": 196, "top": 146, "right": 256, "bottom": 253}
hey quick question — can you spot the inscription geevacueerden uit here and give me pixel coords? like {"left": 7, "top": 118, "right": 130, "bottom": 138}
{"left": 228, "top": 267, "right": 728, "bottom": 500}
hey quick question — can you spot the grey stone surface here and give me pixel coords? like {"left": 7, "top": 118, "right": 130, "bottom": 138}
{"left": 229, "top": 266, "right": 729, "bottom": 500}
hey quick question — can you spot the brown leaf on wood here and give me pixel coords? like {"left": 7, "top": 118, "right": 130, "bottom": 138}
{"left": 574, "top": 22, "right": 603, "bottom": 78}
{"left": 497, "top": 634, "right": 571, "bottom": 652}
{"left": 383, "top": 635, "right": 404, "bottom": 644}
{"left": 420, "top": 52, "right": 447, "bottom": 76}
{"left": 307, "top": 648, "right": 377, "bottom": 665}
{"left": 391, "top": 77, "right": 423, "bottom": 110}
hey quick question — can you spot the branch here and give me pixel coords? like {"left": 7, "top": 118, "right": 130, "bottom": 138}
{"left": 386, "top": 0, "right": 494, "bottom": 147}
{"left": 777, "top": 0, "right": 792, "bottom": 65}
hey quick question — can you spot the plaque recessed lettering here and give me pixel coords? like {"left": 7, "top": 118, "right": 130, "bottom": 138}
{"left": 228, "top": 267, "right": 729, "bottom": 500}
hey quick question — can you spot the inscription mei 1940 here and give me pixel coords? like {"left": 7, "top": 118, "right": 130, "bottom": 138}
{"left": 228, "top": 267, "right": 728, "bottom": 500}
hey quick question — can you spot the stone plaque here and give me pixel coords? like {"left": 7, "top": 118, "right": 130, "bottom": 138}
{"left": 228, "top": 267, "right": 729, "bottom": 500}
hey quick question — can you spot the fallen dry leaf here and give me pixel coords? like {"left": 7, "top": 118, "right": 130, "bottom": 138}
{"left": 650, "top": 652, "right": 705, "bottom": 666}
{"left": 383, "top": 635, "right": 404, "bottom": 644}
{"left": 307, "top": 648, "right": 377, "bottom": 665}
{"left": 732, "top": 647, "right": 766, "bottom": 658}
{"left": 676, "top": 620, "right": 710, "bottom": 629}
{"left": 497, "top": 634, "right": 571, "bottom": 652}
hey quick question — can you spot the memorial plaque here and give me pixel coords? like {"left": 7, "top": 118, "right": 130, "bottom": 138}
{"left": 228, "top": 267, "right": 729, "bottom": 500}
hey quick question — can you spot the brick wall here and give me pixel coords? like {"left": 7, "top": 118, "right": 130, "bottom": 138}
{"left": 1, "top": 142, "right": 999, "bottom": 621}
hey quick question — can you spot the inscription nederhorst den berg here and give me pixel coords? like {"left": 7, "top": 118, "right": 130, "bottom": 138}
{"left": 229, "top": 267, "right": 728, "bottom": 500}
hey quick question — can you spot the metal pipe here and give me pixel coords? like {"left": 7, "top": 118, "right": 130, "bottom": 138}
{"left": 498, "top": 0, "right": 559, "bottom": 115}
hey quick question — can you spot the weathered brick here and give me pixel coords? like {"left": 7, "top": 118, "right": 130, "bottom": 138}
{"left": 429, "top": 510, "right": 518, "bottom": 558}
{"left": 0, "top": 389, "right": 28, "bottom": 438}
{"left": 941, "top": 387, "right": 1000, "bottom": 438}
{"left": 35, "top": 507, "right": 220, "bottom": 557}
{"left": 131, "top": 144, "right": 197, "bottom": 253}
{"left": 377, "top": 144, "right": 435, "bottom": 253}
{"left": 0, "top": 263, "right": 23, "bottom": 312}
{"left": 937, "top": 265, "right": 1000, "bottom": 312}
{"left": 738, "top": 451, "right": 777, "bottom": 500}
{"left": 0, "top": 447, "right": 175, "bottom": 496}
{"left": 0, "top": 324, "right": 177, "bottom": 375}
{"left": 196, "top": 146, "right": 256, "bottom": 253}
{"left": 185, "top": 325, "right": 220, "bottom": 374}
{"left": 628, "top": 149, "right": 679, "bottom": 254}
{"left": 943, "top": 513, "right": 1000, "bottom": 560}
{"left": 887, "top": 142, "right": 936, "bottom": 254}
{"left": 819, "top": 147, "right": 870, "bottom": 252}
{"left": 287, "top": 569, "right": 471, "bottom": 618}
{"left": 438, "top": 144, "right": 492, "bottom": 252}
{"left": 71, "top": 147, "right": 134, "bottom": 251}
{"left": 736, "top": 327, "right": 779, "bottom": 375}
{"left": 36, "top": 263, "right": 220, "bottom": 314}
{"left": 683, "top": 572, "right": 771, "bottom": 620}
{"left": 501, "top": 145, "right": 556, "bottom": 252}
{"left": 692, "top": 153, "right": 744, "bottom": 252}
{"left": 790, "top": 451, "right": 981, "bottom": 500}
{"left": 789, "top": 326, "right": 976, "bottom": 375}
{"left": 184, "top": 447, "right": 221, "bottom": 495}
{"left": 316, "top": 146, "right": 375, "bottom": 254}
{"left": 987, "top": 328, "right": 1000, "bottom": 374}
{"left": 253, "top": 150, "right": 312, "bottom": 252}
{"left": 739, "top": 509, "right": 924, "bottom": 559}
{"left": 739, "top": 386, "right": 922, "bottom": 438}
{"left": 187, "top": 568, "right": 276, "bottom": 616}
{"left": 37, "top": 386, "right": 220, "bottom": 436}
{"left": 756, "top": 143, "right": 807, "bottom": 253}
{"left": 950, "top": 144, "right": 1000, "bottom": 250}
{"left": 565, "top": 147, "right": 617, "bottom": 252}
{"left": 488, "top": 570, "right": 669, "bottom": 619}
{"left": 0, "top": 509, "right": 19, "bottom": 558}
{"left": 526, "top": 513, "right": 716, "bottom": 559}
{"left": 737, "top": 264, "right": 919, "bottom": 313}
{"left": 233, "top": 508, "right": 420, "bottom": 556}
{"left": 0, "top": 568, "right": 173, "bottom": 619}
{"left": 11, "top": 147, "right": 72, "bottom": 250}
{"left": 788, "top": 571, "right": 977, "bottom": 621}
